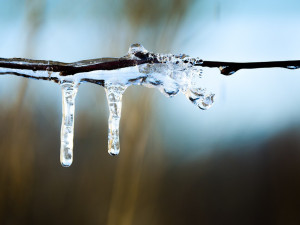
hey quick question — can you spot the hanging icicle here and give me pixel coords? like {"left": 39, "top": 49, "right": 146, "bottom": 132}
{"left": 60, "top": 81, "right": 79, "bottom": 167}
{"left": 105, "top": 83, "right": 127, "bottom": 156}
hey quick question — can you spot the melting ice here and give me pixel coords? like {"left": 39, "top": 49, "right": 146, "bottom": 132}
{"left": 60, "top": 81, "right": 79, "bottom": 167}
{"left": 105, "top": 83, "right": 126, "bottom": 156}
{"left": 1, "top": 43, "right": 215, "bottom": 166}
{"left": 128, "top": 44, "right": 215, "bottom": 109}
{"left": 60, "top": 43, "right": 215, "bottom": 166}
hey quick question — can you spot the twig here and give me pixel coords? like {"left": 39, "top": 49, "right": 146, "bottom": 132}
{"left": 0, "top": 53, "right": 299, "bottom": 83}
{"left": 199, "top": 60, "right": 300, "bottom": 75}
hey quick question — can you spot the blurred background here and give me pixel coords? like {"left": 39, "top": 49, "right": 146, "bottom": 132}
{"left": 1, "top": 0, "right": 300, "bottom": 224}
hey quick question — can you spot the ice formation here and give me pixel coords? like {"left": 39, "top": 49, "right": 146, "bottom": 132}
{"left": 60, "top": 81, "right": 79, "bottom": 167}
{"left": 0, "top": 43, "right": 215, "bottom": 166}
{"left": 105, "top": 83, "right": 126, "bottom": 156}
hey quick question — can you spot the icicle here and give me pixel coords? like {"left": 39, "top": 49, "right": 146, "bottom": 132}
{"left": 105, "top": 83, "right": 126, "bottom": 156}
{"left": 60, "top": 81, "right": 79, "bottom": 167}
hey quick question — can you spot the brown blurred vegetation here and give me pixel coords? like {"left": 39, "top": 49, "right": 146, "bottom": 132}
{"left": 1, "top": 97, "right": 300, "bottom": 225}
{"left": 1, "top": 0, "right": 300, "bottom": 225}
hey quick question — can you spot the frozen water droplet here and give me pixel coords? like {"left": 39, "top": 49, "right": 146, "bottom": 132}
{"left": 219, "top": 66, "right": 236, "bottom": 75}
{"left": 198, "top": 94, "right": 215, "bottom": 110}
{"left": 184, "top": 88, "right": 215, "bottom": 110}
{"left": 128, "top": 43, "right": 148, "bottom": 55}
{"left": 105, "top": 83, "right": 126, "bottom": 156}
{"left": 135, "top": 46, "right": 214, "bottom": 108}
{"left": 287, "top": 65, "right": 299, "bottom": 69}
{"left": 60, "top": 81, "right": 79, "bottom": 167}
{"left": 163, "top": 85, "right": 179, "bottom": 97}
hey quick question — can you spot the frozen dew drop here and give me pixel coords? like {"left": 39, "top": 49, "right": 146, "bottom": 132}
{"left": 136, "top": 45, "right": 215, "bottom": 109}
{"left": 219, "top": 66, "right": 236, "bottom": 75}
{"left": 60, "top": 81, "right": 79, "bottom": 167}
{"left": 184, "top": 88, "right": 215, "bottom": 110}
{"left": 287, "top": 65, "right": 299, "bottom": 69}
{"left": 163, "top": 86, "right": 179, "bottom": 97}
{"left": 198, "top": 94, "right": 215, "bottom": 110}
{"left": 128, "top": 43, "right": 148, "bottom": 56}
{"left": 105, "top": 83, "right": 127, "bottom": 156}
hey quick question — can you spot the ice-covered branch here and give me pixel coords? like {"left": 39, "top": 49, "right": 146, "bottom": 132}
{"left": 1, "top": 43, "right": 299, "bottom": 167}
{"left": 0, "top": 54, "right": 299, "bottom": 80}
{"left": 0, "top": 56, "right": 154, "bottom": 85}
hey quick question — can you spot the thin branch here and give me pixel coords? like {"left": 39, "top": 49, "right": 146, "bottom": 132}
{"left": 0, "top": 53, "right": 300, "bottom": 83}
{"left": 0, "top": 57, "right": 154, "bottom": 75}
{"left": 200, "top": 60, "right": 300, "bottom": 75}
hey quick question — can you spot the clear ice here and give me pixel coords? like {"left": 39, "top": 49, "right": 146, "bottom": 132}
{"left": 130, "top": 44, "right": 215, "bottom": 110}
{"left": 96, "top": 44, "right": 215, "bottom": 157}
{"left": 0, "top": 43, "right": 216, "bottom": 166}
{"left": 60, "top": 44, "right": 215, "bottom": 164}
{"left": 105, "top": 83, "right": 126, "bottom": 156}
{"left": 60, "top": 81, "right": 79, "bottom": 167}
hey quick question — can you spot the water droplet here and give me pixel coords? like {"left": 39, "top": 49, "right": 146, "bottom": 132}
{"left": 287, "top": 65, "right": 299, "bottom": 69}
{"left": 60, "top": 81, "right": 79, "bottom": 167}
{"left": 105, "top": 83, "right": 126, "bottom": 156}
{"left": 219, "top": 66, "right": 236, "bottom": 75}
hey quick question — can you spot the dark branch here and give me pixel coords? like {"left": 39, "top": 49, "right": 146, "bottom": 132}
{"left": 200, "top": 60, "right": 300, "bottom": 75}
{"left": 0, "top": 53, "right": 299, "bottom": 81}
{"left": 0, "top": 57, "right": 156, "bottom": 76}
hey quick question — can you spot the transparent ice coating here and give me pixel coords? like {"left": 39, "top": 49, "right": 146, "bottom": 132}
{"left": 0, "top": 43, "right": 215, "bottom": 166}
{"left": 128, "top": 43, "right": 149, "bottom": 55}
{"left": 127, "top": 44, "right": 215, "bottom": 110}
{"left": 105, "top": 83, "right": 126, "bottom": 155}
{"left": 96, "top": 44, "right": 214, "bottom": 156}
{"left": 60, "top": 81, "right": 79, "bottom": 167}
{"left": 64, "top": 44, "right": 214, "bottom": 162}
{"left": 98, "top": 44, "right": 215, "bottom": 157}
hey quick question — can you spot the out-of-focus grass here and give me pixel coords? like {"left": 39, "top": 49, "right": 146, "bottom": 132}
{"left": 2, "top": 92, "right": 300, "bottom": 225}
